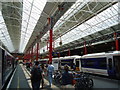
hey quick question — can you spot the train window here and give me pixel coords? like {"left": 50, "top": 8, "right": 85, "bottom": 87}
{"left": 76, "top": 60, "right": 79, "bottom": 67}
{"left": 108, "top": 58, "right": 112, "bottom": 70}
{"left": 81, "top": 59, "right": 95, "bottom": 68}
{"left": 113, "top": 56, "right": 120, "bottom": 79}
{"left": 61, "top": 59, "right": 73, "bottom": 66}
{"left": 53, "top": 61, "right": 58, "bottom": 63}
{"left": 86, "top": 60, "right": 95, "bottom": 67}
{"left": 98, "top": 59, "right": 107, "bottom": 69}
{"left": 81, "top": 60, "right": 85, "bottom": 67}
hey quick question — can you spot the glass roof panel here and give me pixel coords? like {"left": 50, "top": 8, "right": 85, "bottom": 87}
{"left": 40, "top": 2, "right": 119, "bottom": 54}
{"left": 53, "top": 0, "right": 90, "bottom": 32}
{"left": 0, "top": 11, "right": 14, "bottom": 52}
{"left": 54, "top": 3, "right": 118, "bottom": 48}
{"left": 19, "top": 0, "right": 47, "bottom": 53}
{"left": 40, "top": 0, "right": 91, "bottom": 42}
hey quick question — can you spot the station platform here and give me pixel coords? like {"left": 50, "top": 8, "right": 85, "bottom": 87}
{"left": 7, "top": 64, "right": 74, "bottom": 90}
{"left": 7, "top": 65, "right": 30, "bottom": 89}
{"left": 7, "top": 64, "right": 120, "bottom": 90}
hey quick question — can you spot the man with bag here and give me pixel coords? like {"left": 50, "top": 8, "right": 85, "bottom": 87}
{"left": 31, "top": 61, "right": 43, "bottom": 90}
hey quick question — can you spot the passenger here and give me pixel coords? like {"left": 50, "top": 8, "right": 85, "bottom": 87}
{"left": 61, "top": 64, "right": 73, "bottom": 89}
{"left": 47, "top": 61, "right": 54, "bottom": 87}
{"left": 73, "top": 63, "right": 76, "bottom": 71}
{"left": 41, "top": 63, "right": 45, "bottom": 89}
{"left": 30, "top": 61, "right": 43, "bottom": 90}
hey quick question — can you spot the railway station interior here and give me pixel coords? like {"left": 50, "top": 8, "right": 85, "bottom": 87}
{"left": 0, "top": 0, "right": 120, "bottom": 90}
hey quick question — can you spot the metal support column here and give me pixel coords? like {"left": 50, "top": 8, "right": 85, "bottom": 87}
{"left": 49, "top": 29, "right": 52, "bottom": 63}
{"left": 48, "top": 17, "right": 53, "bottom": 63}
{"left": 36, "top": 42, "right": 39, "bottom": 61}
{"left": 114, "top": 33, "right": 119, "bottom": 51}
{"left": 31, "top": 47, "right": 33, "bottom": 62}
{"left": 47, "top": 41, "right": 49, "bottom": 50}
{"left": 58, "top": 52, "right": 60, "bottom": 58}
{"left": 68, "top": 49, "right": 70, "bottom": 56}
{"left": 29, "top": 50, "right": 30, "bottom": 62}
{"left": 84, "top": 41, "right": 87, "bottom": 55}
{"left": 39, "top": 42, "right": 40, "bottom": 59}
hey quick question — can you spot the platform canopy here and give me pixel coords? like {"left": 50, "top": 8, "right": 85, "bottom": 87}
{"left": 40, "top": 1, "right": 120, "bottom": 54}
{"left": 0, "top": 0, "right": 119, "bottom": 54}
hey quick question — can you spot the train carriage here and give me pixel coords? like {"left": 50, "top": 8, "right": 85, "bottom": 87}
{"left": 38, "top": 58, "right": 61, "bottom": 70}
{"left": 38, "top": 51, "right": 120, "bottom": 80}
{"left": 80, "top": 51, "right": 120, "bottom": 79}
{"left": 0, "top": 46, "right": 16, "bottom": 89}
{"left": 60, "top": 55, "right": 81, "bottom": 70}
{"left": 38, "top": 58, "right": 48, "bottom": 64}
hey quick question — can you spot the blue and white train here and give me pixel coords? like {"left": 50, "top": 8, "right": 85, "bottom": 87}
{"left": 60, "top": 55, "right": 81, "bottom": 71}
{"left": 80, "top": 51, "right": 120, "bottom": 79}
{"left": 38, "top": 51, "right": 120, "bottom": 79}
{"left": 38, "top": 56, "right": 81, "bottom": 71}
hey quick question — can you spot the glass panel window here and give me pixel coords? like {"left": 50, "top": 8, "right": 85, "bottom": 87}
{"left": 98, "top": 59, "right": 107, "bottom": 69}
{"left": 0, "top": 11, "right": 14, "bottom": 52}
{"left": 19, "top": 0, "right": 47, "bottom": 53}
{"left": 108, "top": 58, "right": 112, "bottom": 70}
{"left": 40, "top": 3, "right": 118, "bottom": 54}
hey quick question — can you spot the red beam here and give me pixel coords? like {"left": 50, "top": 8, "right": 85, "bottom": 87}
{"left": 114, "top": 33, "right": 119, "bottom": 51}
{"left": 29, "top": 50, "right": 30, "bottom": 61}
{"left": 36, "top": 43, "right": 39, "bottom": 61}
{"left": 58, "top": 52, "right": 60, "bottom": 58}
{"left": 84, "top": 41, "right": 87, "bottom": 55}
{"left": 47, "top": 41, "right": 48, "bottom": 50}
{"left": 48, "top": 17, "right": 53, "bottom": 63}
{"left": 39, "top": 42, "right": 40, "bottom": 58}
{"left": 49, "top": 29, "right": 52, "bottom": 63}
{"left": 31, "top": 47, "right": 33, "bottom": 62}
{"left": 68, "top": 49, "right": 70, "bottom": 56}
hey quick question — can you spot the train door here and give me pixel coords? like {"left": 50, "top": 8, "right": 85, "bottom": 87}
{"left": 52, "top": 60, "right": 59, "bottom": 70}
{"left": 113, "top": 56, "right": 120, "bottom": 79}
{"left": 107, "top": 56, "right": 116, "bottom": 77}
{"left": 74, "top": 58, "right": 81, "bottom": 71}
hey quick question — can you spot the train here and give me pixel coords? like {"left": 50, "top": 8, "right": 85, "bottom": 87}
{"left": 0, "top": 46, "right": 17, "bottom": 89}
{"left": 81, "top": 51, "right": 120, "bottom": 79}
{"left": 38, "top": 56, "right": 81, "bottom": 71}
{"left": 38, "top": 51, "right": 120, "bottom": 80}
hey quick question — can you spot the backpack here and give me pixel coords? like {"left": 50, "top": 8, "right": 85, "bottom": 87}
{"left": 31, "top": 67, "right": 42, "bottom": 82}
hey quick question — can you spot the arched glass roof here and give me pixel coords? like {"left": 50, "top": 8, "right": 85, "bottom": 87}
{"left": 40, "top": 2, "right": 119, "bottom": 54}
{"left": 19, "top": 0, "right": 47, "bottom": 53}
{"left": 0, "top": 0, "right": 119, "bottom": 54}
{"left": 0, "top": 11, "right": 14, "bottom": 52}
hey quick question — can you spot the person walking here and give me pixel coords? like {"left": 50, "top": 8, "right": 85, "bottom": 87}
{"left": 47, "top": 61, "right": 54, "bottom": 87}
{"left": 31, "top": 61, "right": 43, "bottom": 90}
{"left": 41, "top": 63, "right": 45, "bottom": 89}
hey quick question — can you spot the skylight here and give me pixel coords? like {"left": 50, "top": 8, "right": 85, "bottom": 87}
{"left": 53, "top": 0, "right": 91, "bottom": 32}
{"left": 19, "top": 0, "right": 47, "bottom": 53}
{"left": 40, "top": 0, "right": 90, "bottom": 42}
{"left": 0, "top": 11, "right": 14, "bottom": 52}
{"left": 40, "top": 0, "right": 90, "bottom": 53}
{"left": 55, "top": 3, "right": 118, "bottom": 47}
{"left": 40, "top": 2, "right": 119, "bottom": 54}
